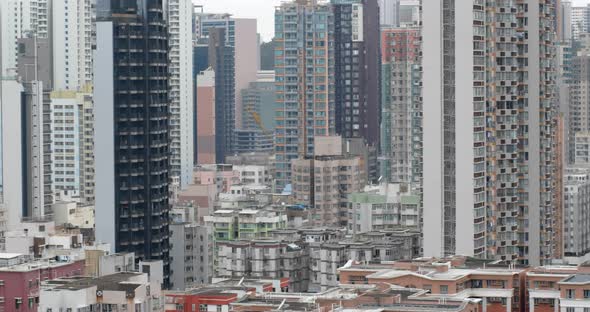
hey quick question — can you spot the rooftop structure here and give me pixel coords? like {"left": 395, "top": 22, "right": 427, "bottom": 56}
{"left": 40, "top": 272, "right": 163, "bottom": 312}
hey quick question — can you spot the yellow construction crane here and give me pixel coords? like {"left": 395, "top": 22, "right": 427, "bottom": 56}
{"left": 247, "top": 107, "right": 265, "bottom": 131}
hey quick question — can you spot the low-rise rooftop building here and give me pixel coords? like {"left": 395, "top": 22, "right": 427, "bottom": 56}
{"left": 40, "top": 272, "right": 163, "bottom": 312}
{"left": 0, "top": 257, "right": 85, "bottom": 312}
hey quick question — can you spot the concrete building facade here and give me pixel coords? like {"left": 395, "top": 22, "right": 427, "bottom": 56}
{"left": 167, "top": 0, "right": 195, "bottom": 189}
{"left": 380, "top": 26, "right": 421, "bottom": 184}
{"left": 573, "top": 4, "right": 590, "bottom": 40}
{"left": 49, "top": 89, "right": 94, "bottom": 204}
{"left": 333, "top": 0, "right": 381, "bottom": 154}
{"left": 422, "top": 0, "right": 559, "bottom": 265}
{"left": 0, "top": 80, "right": 25, "bottom": 231}
{"left": 291, "top": 136, "right": 365, "bottom": 227}
{"left": 241, "top": 71, "right": 276, "bottom": 133}
{"left": 39, "top": 273, "right": 163, "bottom": 312}
{"left": 94, "top": 0, "right": 171, "bottom": 285}
{"left": 195, "top": 68, "right": 216, "bottom": 165}
{"left": 564, "top": 167, "right": 590, "bottom": 258}
{"left": 348, "top": 183, "right": 419, "bottom": 234}
{"left": 274, "top": 0, "right": 336, "bottom": 191}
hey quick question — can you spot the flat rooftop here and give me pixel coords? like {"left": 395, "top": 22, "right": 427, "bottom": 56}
{"left": 0, "top": 253, "right": 23, "bottom": 259}
{"left": 43, "top": 273, "right": 143, "bottom": 291}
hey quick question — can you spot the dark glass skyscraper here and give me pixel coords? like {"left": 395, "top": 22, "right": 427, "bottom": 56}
{"left": 94, "top": 0, "right": 170, "bottom": 286}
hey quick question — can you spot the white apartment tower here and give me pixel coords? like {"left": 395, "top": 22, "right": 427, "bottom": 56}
{"left": 559, "top": 1, "right": 572, "bottom": 42}
{"left": 0, "top": 0, "right": 50, "bottom": 77}
{"left": 572, "top": 4, "right": 590, "bottom": 40}
{"left": 166, "top": 0, "right": 195, "bottom": 189}
{"left": 49, "top": 89, "right": 94, "bottom": 204}
{"left": 52, "top": 0, "right": 94, "bottom": 90}
{"left": 1, "top": 0, "right": 92, "bottom": 90}
{"left": 378, "top": 0, "right": 400, "bottom": 26}
{"left": 423, "top": 0, "right": 558, "bottom": 265}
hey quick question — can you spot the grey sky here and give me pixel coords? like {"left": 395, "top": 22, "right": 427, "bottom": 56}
{"left": 194, "top": 0, "right": 590, "bottom": 42}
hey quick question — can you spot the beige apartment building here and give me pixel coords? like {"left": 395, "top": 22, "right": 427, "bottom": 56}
{"left": 291, "top": 136, "right": 365, "bottom": 227}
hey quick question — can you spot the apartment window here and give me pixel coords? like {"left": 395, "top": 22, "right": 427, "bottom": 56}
{"left": 585, "top": 290, "right": 590, "bottom": 298}
{"left": 439, "top": 285, "right": 448, "bottom": 294}
{"left": 566, "top": 308, "right": 575, "bottom": 312}
{"left": 199, "top": 304, "right": 207, "bottom": 312}
{"left": 566, "top": 289, "right": 575, "bottom": 299}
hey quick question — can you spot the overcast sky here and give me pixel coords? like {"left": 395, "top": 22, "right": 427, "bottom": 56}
{"left": 194, "top": 0, "right": 590, "bottom": 42}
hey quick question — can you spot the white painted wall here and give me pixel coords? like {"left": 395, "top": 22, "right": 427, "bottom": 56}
{"left": 167, "top": 0, "right": 195, "bottom": 189}
{"left": 422, "top": 0, "right": 444, "bottom": 258}
{"left": 454, "top": 1, "right": 476, "bottom": 257}
{"left": 0, "top": 80, "right": 24, "bottom": 229}
{"left": 94, "top": 21, "right": 116, "bottom": 252}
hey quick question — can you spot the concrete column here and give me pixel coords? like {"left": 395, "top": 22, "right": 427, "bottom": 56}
{"left": 482, "top": 297, "right": 487, "bottom": 312}
{"left": 530, "top": 297, "right": 535, "bottom": 312}
{"left": 506, "top": 297, "right": 511, "bottom": 312}
{"left": 553, "top": 298, "right": 558, "bottom": 312}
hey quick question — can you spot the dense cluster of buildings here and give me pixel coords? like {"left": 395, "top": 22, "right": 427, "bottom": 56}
{"left": 3, "top": 0, "right": 590, "bottom": 310}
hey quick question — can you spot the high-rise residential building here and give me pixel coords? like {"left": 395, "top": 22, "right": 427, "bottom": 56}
{"left": 194, "top": 10, "right": 260, "bottom": 130}
{"left": 378, "top": 0, "right": 399, "bottom": 26}
{"left": 52, "top": 0, "right": 94, "bottom": 90}
{"left": 569, "top": 47, "right": 590, "bottom": 164}
{"left": 241, "top": 71, "right": 276, "bottom": 132}
{"left": 196, "top": 68, "right": 216, "bottom": 165}
{"left": 291, "top": 136, "right": 366, "bottom": 227}
{"left": 49, "top": 89, "right": 94, "bottom": 204}
{"left": 94, "top": 0, "right": 170, "bottom": 286}
{"left": 21, "top": 81, "right": 52, "bottom": 219}
{"left": 572, "top": 4, "right": 590, "bottom": 40}
{"left": 557, "top": 42, "right": 574, "bottom": 164}
{"left": 233, "top": 129, "right": 274, "bottom": 154}
{"left": 380, "top": 26, "right": 421, "bottom": 185}
{"left": 234, "top": 18, "right": 260, "bottom": 129}
{"left": 422, "top": 0, "right": 558, "bottom": 265}
{"left": 559, "top": 1, "right": 573, "bottom": 42}
{"left": 0, "top": 0, "right": 50, "bottom": 77}
{"left": 193, "top": 11, "right": 235, "bottom": 45}
{"left": 0, "top": 79, "right": 25, "bottom": 230}
{"left": 0, "top": 0, "right": 93, "bottom": 90}
{"left": 575, "top": 132, "right": 590, "bottom": 165}
{"left": 194, "top": 28, "right": 235, "bottom": 163}
{"left": 333, "top": 0, "right": 381, "bottom": 166}
{"left": 274, "top": 0, "right": 336, "bottom": 191}
{"left": 239, "top": 71, "right": 276, "bottom": 155}
{"left": 564, "top": 166, "right": 590, "bottom": 258}
{"left": 16, "top": 37, "right": 54, "bottom": 218}
{"left": 398, "top": 0, "right": 420, "bottom": 26}
{"left": 166, "top": 0, "right": 194, "bottom": 190}
{"left": 3, "top": 1, "right": 95, "bottom": 211}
